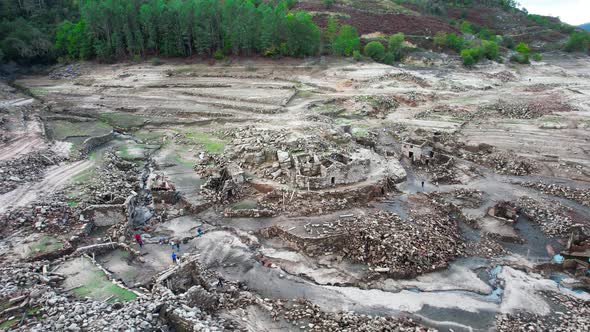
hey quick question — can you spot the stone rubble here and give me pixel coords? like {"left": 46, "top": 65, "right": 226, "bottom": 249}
{"left": 477, "top": 98, "right": 575, "bottom": 119}
{"left": 463, "top": 150, "right": 539, "bottom": 176}
{"left": 269, "top": 298, "right": 433, "bottom": 332}
{"left": 518, "top": 182, "right": 590, "bottom": 207}
{"left": 72, "top": 150, "right": 140, "bottom": 205}
{"left": 496, "top": 292, "right": 590, "bottom": 332}
{"left": 260, "top": 210, "right": 465, "bottom": 278}
{"left": 516, "top": 196, "right": 582, "bottom": 237}
{"left": 49, "top": 64, "right": 81, "bottom": 80}
{"left": 0, "top": 150, "right": 64, "bottom": 194}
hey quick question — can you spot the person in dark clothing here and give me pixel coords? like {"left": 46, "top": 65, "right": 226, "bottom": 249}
{"left": 421, "top": 181, "right": 425, "bottom": 189}
{"left": 171, "top": 252, "right": 177, "bottom": 264}
{"left": 176, "top": 242, "right": 180, "bottom": 251}
{"left": 217, "top": 276, "right": 224, "bottom": 288}
{"left": 197, "top": 228, "right": 203, "bottom": 237}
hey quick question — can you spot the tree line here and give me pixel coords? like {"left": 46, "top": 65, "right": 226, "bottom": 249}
{"left": 54, "top": 0, "right": 325, "bottom": 62}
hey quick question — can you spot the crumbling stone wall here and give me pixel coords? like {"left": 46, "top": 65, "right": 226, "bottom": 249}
{"left": 83, "top": 204, "right": 126, "bottom": 227}
{"left": 258, "top": 226, "right": 348, "bottom": 254}
{"left": 80, "top": 131, "right": 115, "bottom": 155}
{"left": 295, "top": 158, "right": 370, "bottom": 189}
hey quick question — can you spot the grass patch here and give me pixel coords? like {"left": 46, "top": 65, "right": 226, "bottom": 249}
{"left": 72, "top": 268, "right": 138, "bottom": 303}
{"left": 184, "top": 131, "right": 227, "bottom": 153}
{"left": 29, "top": 235, "right": 64, "bottom": 256}
{"left": 174, "top": 154, "right": 194, "bottom": 168}
{"left": 67, "top": 201, "right": 78, "bottom": 207}
{"left": 49, "top": 120, "right": 111, "bottom": 140}
{"left": 98, "top": 113, "right": 146, "bottom": 129}
{"left": 117, "top": 145, "right": 131, "bottom": 160}
{"left": 0, "top": 319, "right": 17, "bottom": 329}
{"left": 335, "top": 118, "right": 353, "bottom": 126}
{"left": 73, "top": 167, "right": 96, "bottom": 184}
{"left": 231, "top": 200, "right": 258, "bottom": 210}
{"left": 352, "top": 127, "right": 368, "bottom": 137}
{"left": 29, "top": 87, "right": 50, "bottom": 97}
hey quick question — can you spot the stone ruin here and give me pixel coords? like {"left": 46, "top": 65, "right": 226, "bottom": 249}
{"left": 291, "top": 151, "right": 370, "bottom": 190}
{"left": 401, "top": 138, "right": 435, "bottom": 165}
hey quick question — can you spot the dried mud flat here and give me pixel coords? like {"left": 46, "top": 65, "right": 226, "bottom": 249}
{"left": 0, "top": 54, "right": 590, "bottom": 331}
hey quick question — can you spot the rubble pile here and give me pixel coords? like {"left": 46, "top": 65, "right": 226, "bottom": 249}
{"left": 0, "top": 150, "right": 64, "bottom": 194}
{"left": 269, "top": 299, "right": 430, "bottom": 332}
{"left": 485, "top": 71, "right": 517, "bottom": 82}
{"left": 49, "top": 64, "right": 81, "bottom": 80}
{"left": 352, "top": 95, "right": 399, "bottom": 117}
{"left": 75, "top": 151, "right": 140, "bottom": 205}
{"left": 415, "top": 106, "right": 474, "bottom": 122}
{"left": 0, "top": 116, "right": 8, "bottom": 142}
{"left": 262, "top": 211, "right": 465, "bottom": 277}
{"left": 516, "top": 196, "right": 578, "bottom": 237}
{"left": 477, "top": 98, "right": 575, "bottom": 119}
{"left": 416, "top": 155, "right": 459, "bottom": 184}
{"left": 366, "top": 72, "right": 430, "bottom": 88}
{"left": 259, "top": 178, "right": 395, "bottom": 216}
{"left": 496, "top": 293, "right": 590, "bottom": 332}
{"left": 465, "top": 235, "right": 507, "bottom": 258}
{"left": 463, "top": 150, "right": 539, "bottom": 175}
{"left": 518, "top": 182, "right": 590, "bottom": 207}
{"left": 442, "top": 189, "right": 484, "bottom": 208}
{"left": 0, "top": 260, "right": 250, "bottom": 331}
{"left": 0, "top": 203, "right": 84, "bottom": 234}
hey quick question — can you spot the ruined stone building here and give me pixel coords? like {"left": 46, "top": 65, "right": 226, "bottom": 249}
{"left": 402, "top": 138, "right": 434, "bottom": 164}
{"left": 293, "top": 152, "right": 370, "bottom": 190}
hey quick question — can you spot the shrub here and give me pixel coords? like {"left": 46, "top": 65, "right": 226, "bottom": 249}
{"left": 213, "top": 49, "right": 224, "bottom": 60}
{"left": 132, "top": 54, "right": 142, "bottom": 63}
{"left": 382, "top": 52, "right": 395, "bottom": 65}
{"left": 322, "top": 0, "right": 335, "bottom": 9}
{"left": 502, "top": 36, "right": 515, "bottom": 49}
{"left": 446, "top": 33, "right": 466, "bottom": 52}
{"left": 434, "top": 32, "right": 447, "bottom": 49}
{"left": 150, "top": 57, "right": 162, "bottom": 66}
{"left": 364, "top": 41, "right": 385, "bottom": 61}
{"left": 564, "top": 32, "right": 590, "bottom": 52}
{"left": 482, "top": 40, "right": 499, "bottom": 60}
{"left": 532, "top": 53, "right": 542, "bottom": 62}
{"left": 515, "top": 42, "right": 531, "bottom": 56}
{"left": 461, "top": 50, "right": 476, "bottom": 66}
{"left": 353, "top": 50, "right": 362, "bottom": 61}
{"left": 333, "top": 25, "right": 360, "bottom": 56}
{"left": 460, "top": 21, "right": 474, "bottom": 34}
{"left": 388, "top": 32, "right": 405, "bottom": 61}
{"left": 510, "top": 54, "right": 530, "bottom": 64}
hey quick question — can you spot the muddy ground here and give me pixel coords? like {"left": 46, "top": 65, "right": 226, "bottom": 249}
{"left": 0, "top": 54, "right": 589, "bottom": 331}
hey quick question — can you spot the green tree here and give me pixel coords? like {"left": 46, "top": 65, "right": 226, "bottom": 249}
{"left": 388, "top": 32, "right": 405, "bottom": 61}
{"left": 324, "top": 17, "right": 340, "bottom": 54}
{"left": 364, "top": 41, "right": 385, "bottom": 61}
{"left": 564, "top": 32, "right": 590, "bottom": 52}
{"left": 332, "top": 25, "right": 360, "bottom": 56}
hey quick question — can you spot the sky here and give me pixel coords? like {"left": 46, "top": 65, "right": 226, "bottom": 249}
{"left": 518, "top": 0, "right": 589, "bottom": 25}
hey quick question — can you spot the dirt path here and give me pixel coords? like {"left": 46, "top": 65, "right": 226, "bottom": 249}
{"left": 0, "top": 159, "right": 93, "bottom": 212}
{"left": 0, "top": 136, "right": 46, "bottom": 161}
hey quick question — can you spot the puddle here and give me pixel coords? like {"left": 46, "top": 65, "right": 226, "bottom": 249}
{"left": 499, "top": 215, "right": 561, "bottom": 259}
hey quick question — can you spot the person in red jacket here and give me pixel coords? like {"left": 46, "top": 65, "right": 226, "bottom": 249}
{"left": 134, "top": 233, "right": 143, "bottom": 248}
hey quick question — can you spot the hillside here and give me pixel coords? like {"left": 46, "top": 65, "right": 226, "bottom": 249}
{"left": 581, "top": 23, "right": 590, "bottom": 31}
{"left": 0, "top": 0, "right": 586, "bottom": 66}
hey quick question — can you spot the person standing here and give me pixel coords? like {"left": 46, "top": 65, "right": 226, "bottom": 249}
{"left": 134, "top": 233, "right": 143, "bottom": 248}
{"left": 172, "top": 251, "right": 177, "bottom": 264}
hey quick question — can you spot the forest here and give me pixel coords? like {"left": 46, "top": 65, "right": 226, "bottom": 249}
{"left": 1, "top": 0, "right": 342, "bottom": 63}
